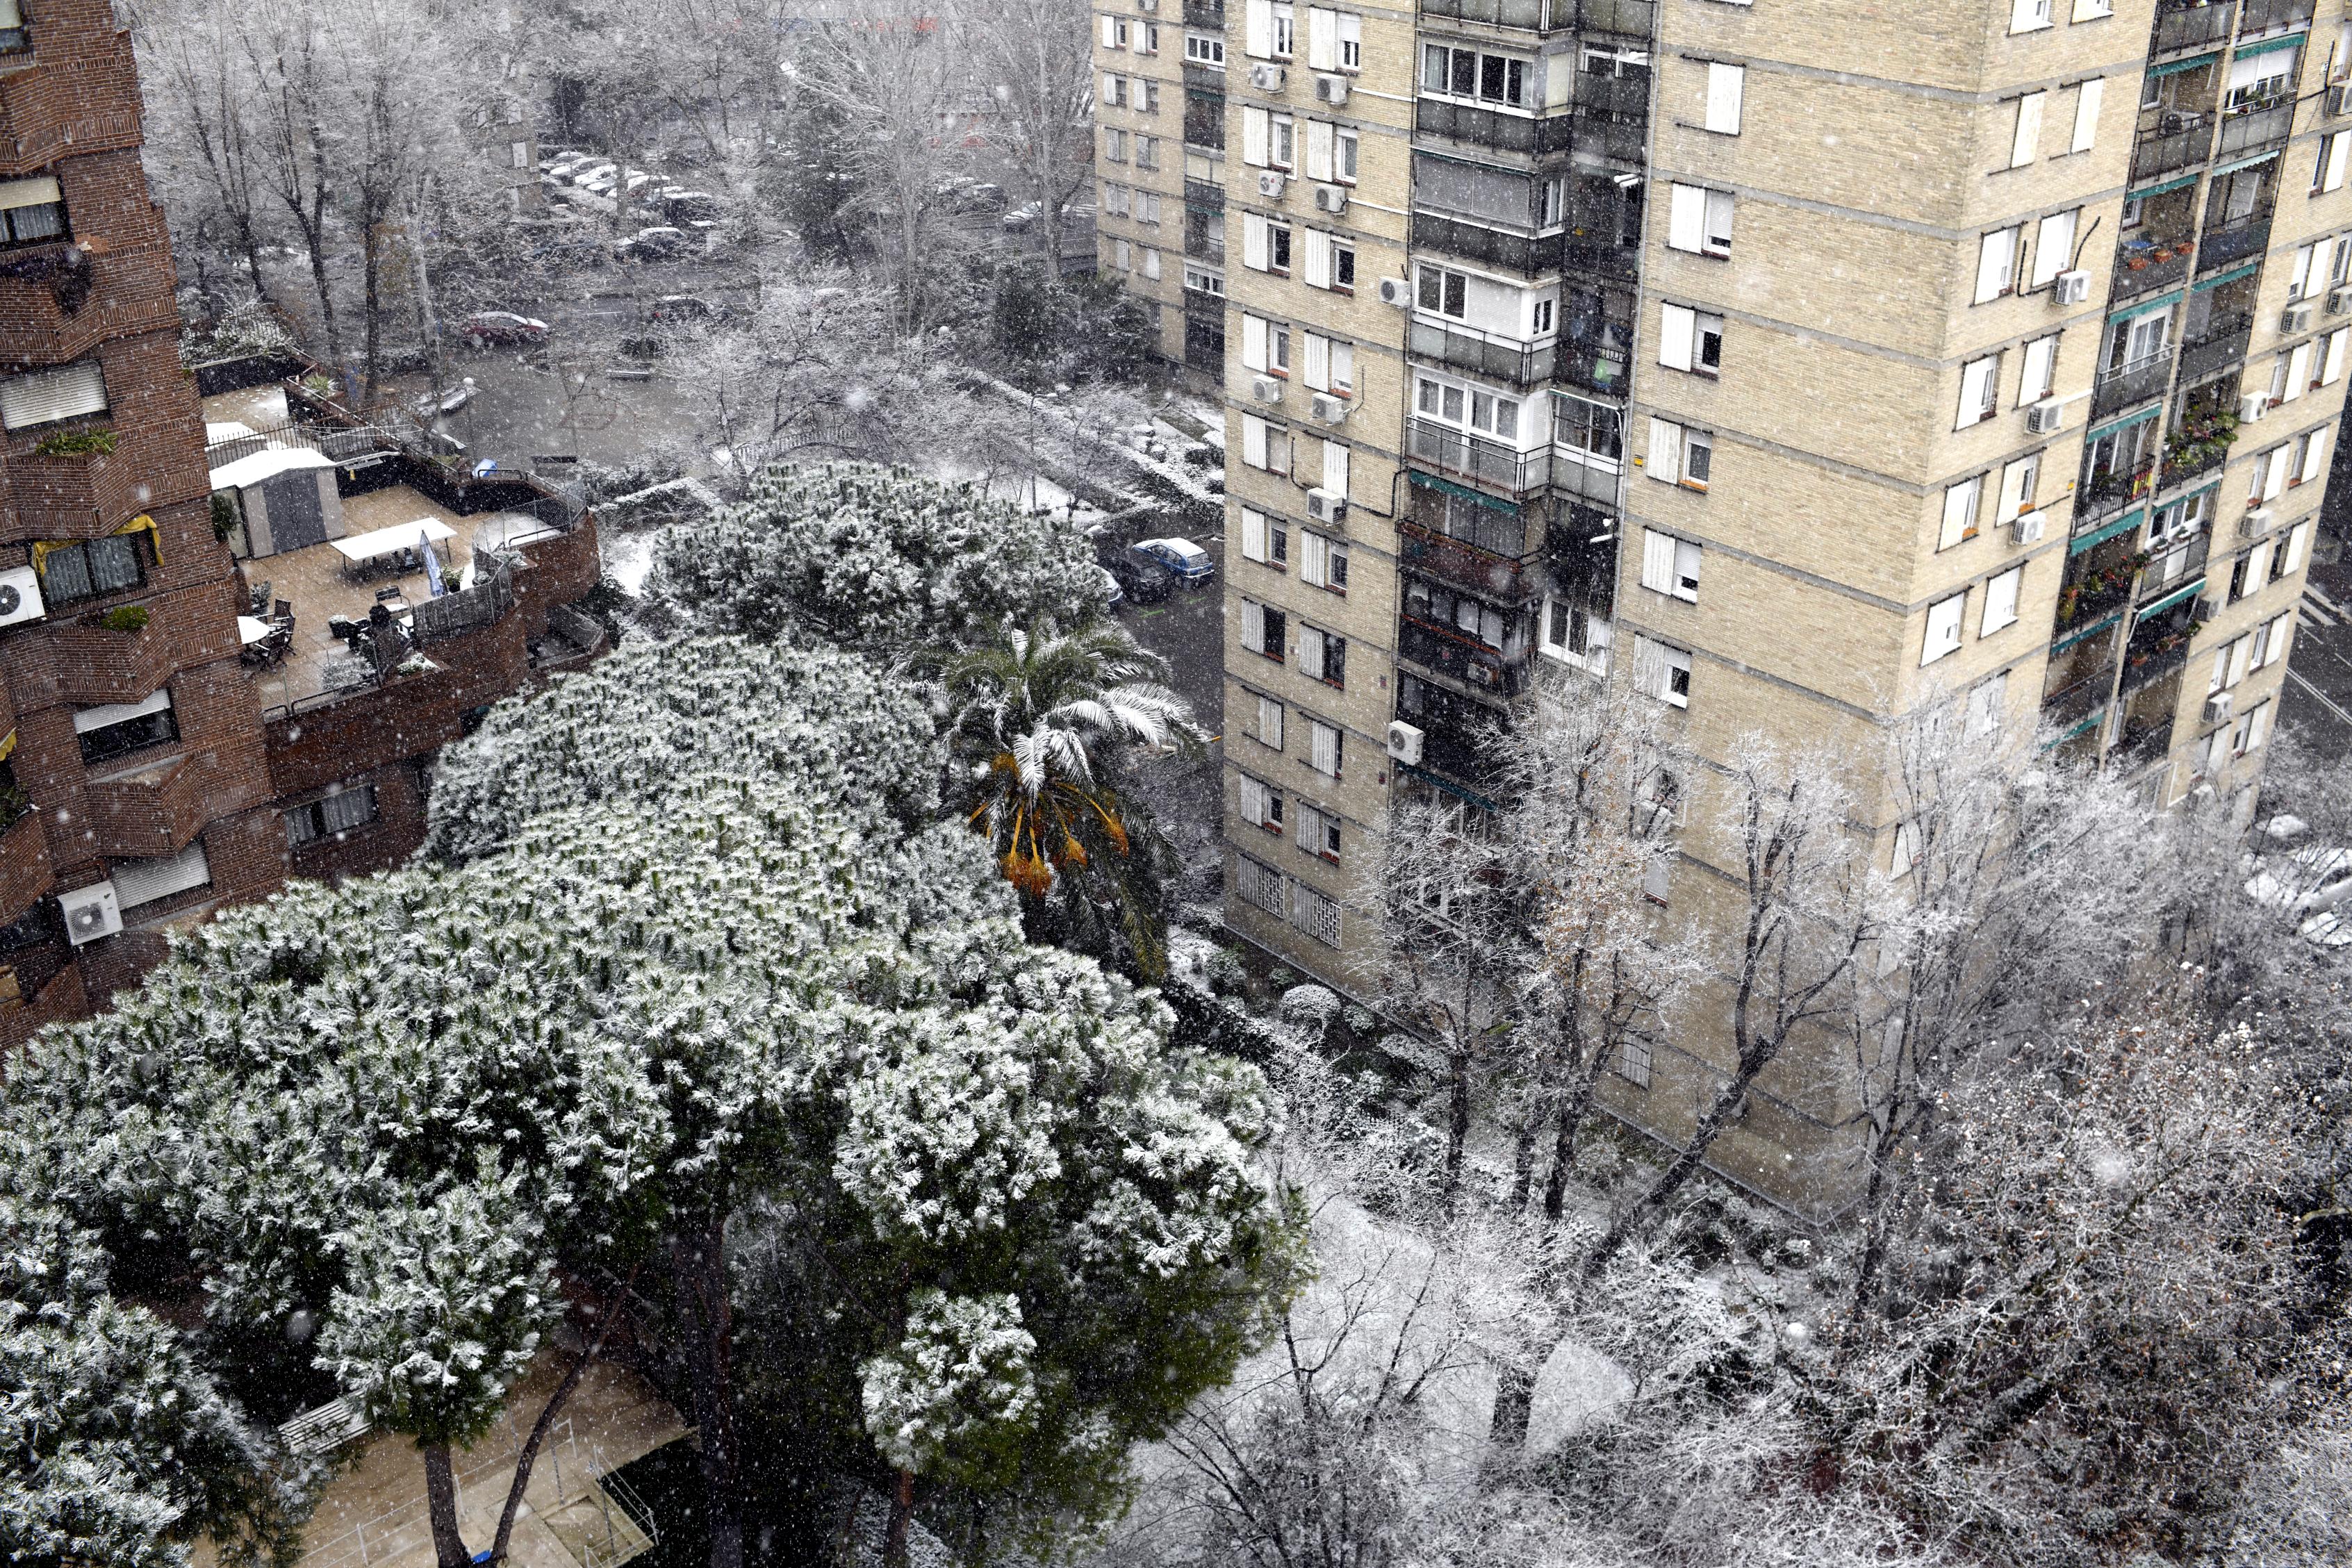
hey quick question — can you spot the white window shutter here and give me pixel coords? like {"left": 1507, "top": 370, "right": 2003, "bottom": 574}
{"left": 2249, "top": 702, "right": 2273, "bottom": 751}
{"left": 1301, "top": 531, "right": 1328, "bottom": 586}
{"left": 1302, "top": 229, "right": 1331, "bottom": 289}
{"left": 2266, "top": 614, "right": 2294, "bottom": 667}
{"left": 1957, "top": 358, "right": 1995, "bottom": 427}
{"left": 1982, "top": 566, "right": 2021, "bottom": 632}
{"left": 1242, "top": 107, "right": 1269, "bottom": 168}
{"left": 2071, "top": 77, "right": 2102, "bottom": 153}
{"left": 1259, "top": 695, "right": 1283, "bottom": 749}
{"left": 1329, "top": 342, "right": 1354, "bottom": 390}
{"left": 1974, "top": 229, "right": 2013, "bottom": 303}
{"left": 1245, "top": 0, "right": 1273, "bottom": 56}
{"left": 1240, "top": 775, "right": 1264, "bottom": 825}
{"left": 0, "top": 361, "right": 108, "bottom": 431}
{"left": 1242, "top": 508, "right": 1267, "bottom": 563}
{"left": 2244, "top": 540, "right": 2273, "bottom": 595}
{"left": 2326, "top": 329, "right": 2349, "bottom": 384}
{"left": 1940, "top": 479, "right": 1978, "bottom": 550}
{"left": 2228, "top": 631, "right": 2256, "bottom": 686}
{"left": 2021, "top": 334, "right": 2058, "bottom": 402}
{"left": 1704, "top": 63, "right": 1743, "bottom": 134}
{"left": 1659, "top": 303, "right": 1696, "bottom": 370}
{"left": 1299, "top": 622, "right": 1323, "bottom": 675}
{"left": 1242, "top": 597, "right": 1265, "bottom": 648}
{"left": 1306, "top": 6, "right": 1335, "bottom": 69}
{"left": 2010, "top": 91, "right": 2044, "bottom": 167}
{"left": 2303, "top": 426, "right": 2330, "bottom": 483}
{"left": 2286, "top": 343, "right": 2314, "bottom": 402}
{"left": 1242, "top": 314, "right": 1268, "bottom": 372}
{"left": 1100, "top": 15, "right": 1117, "bottom": 48}
{"left": 1305, "top": 119, "right": 1334, "bottom": 182}
{"left": 1244, "top": 213, "right": 1269, "bottom": 270}
{"left": 2285, "top": 520, "right": 2312, "bottom": 573}
{"left": 2009, "top": 0, "right": 2048, "bottom": 30}
{"left": 2032, "top": 208, "right": 2076, "bottom": 287}
{"left": 1667, "top": 184, "right": 1705, "bottom": 253}
{"left": 1244, "top": 415, "right": 1269, "bottom": 469}
{"left": 1647, "top": 417, "right": 1681, "bottom": 484}
{"left": 2328, "top": 131, "right": 2351, "bottom": 193}
{"left": 1674, "top": 539, "right": 1702, "bottom": 600}
{"left": 1922, "top": 594, "right": 1966, "bottom": 665}
{"left": 2264, "top": 448, "right": 2289, "bottom": 500}
{"left": 1324, "top": 440, "right": 1349, "bottom": 498}
{"left": 1304, "top": 332, "right": 1329, "bottom": 390}
{"left": 1640, "top": 528, "right": 1676, "bottom": 593}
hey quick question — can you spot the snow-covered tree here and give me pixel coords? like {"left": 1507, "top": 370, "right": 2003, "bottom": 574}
{"left": 636, "top": 463, "right": 1105, "bottom": 657}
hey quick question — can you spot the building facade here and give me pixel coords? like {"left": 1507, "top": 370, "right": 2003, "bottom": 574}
{"left": 1092, "top": 0, "right": 2346, "bottom": 1208}
{"left": 0, "top": 3, "right": 602, "bottom": 1050}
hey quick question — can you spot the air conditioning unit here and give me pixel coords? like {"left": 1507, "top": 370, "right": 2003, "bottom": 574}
{"left": 1249, "top": 64, "right": 1286, "bottom": 92}
{"left": 2330, "top": 83, "right": 2352, "bottom": 115}
{"left": 58, "top": 882, "right": 121, "bottom": 947}
{"left": 2013, "top": 509, "right": 2047, "bottom": 545}
{"left": 2284, "top": 303, "right": 2315, "bottom": 334}
{"left": 1313, "top": 183, "right": 1348, "bottom": 215}
{"left": 1137, "top": 0, "right": 1158, "bottom": 10}
{"left": 1256, "top": 170, "right": 1287, "bottom": 200}
{"left": 1314, "top": 73, "right": 1349, "bottom": 106}
{"left": 2241, "top": 504, "right": 2276, "bottom": 538}
{"left": 1386, "top": 720, "right": 1424, "bottom": 764}
{"left": 1306, "top": 487, "right": 1347, "bottom": 523}
{"left": 1310, "top": 392, "right": 1350, "bottom": 423}
{"left": 2025, "top": 399, "right": 2065, "bottom": 434}
{"left": 1251, "top": 374, "right": 1282, "bottom": 404}
{"left": 1375, "top": 276, "right": 1413, "bottom": 308}
{"left": 0, "top": 566, "right": 46, "bottom": 629}
{"left": 2203, "top": 690, "right": 2235, "bottom": 725}
{"left": 2240, "top": 390, "right": 2271, "bottom": 422}
{"left": 2330, "top": 288, "right": 2352, "bottom": 316}
{"left": 2053, "top": 269, "right": 2091, "bottom": 305}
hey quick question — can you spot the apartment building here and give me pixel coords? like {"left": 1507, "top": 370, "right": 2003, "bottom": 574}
{"left": 1098, "top": 3, "right": 1197, "bottom": 364}
{"left": 1091, "top": 0, "right": 2343, "bottom": 1210}
{"left": 0, "top": 3, "right": 602, "bottom": 1050}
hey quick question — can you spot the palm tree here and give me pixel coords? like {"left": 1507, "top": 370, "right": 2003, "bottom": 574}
{"left": 932, "top": 620, "right": 1205, "bottom": 980}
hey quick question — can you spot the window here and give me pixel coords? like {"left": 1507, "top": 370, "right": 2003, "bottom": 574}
{"left": 1640, "top": 527, "right": 1702, "bottom": 602}
{"left": 2071, "top": 77, "right": 2103, "bottom": 153}
{"left": 1103, "top": 182, "right": 1130, "bottom": 217}
{"left": 0, "top": 360, "right": 107, "bottom": 431}
{"left": 1998, "top": 451, "right": 2042, "bottom": 520}
{"left": 1404, "top": 576, "right": 1512, "bottom": 650}
{"left": 509, "top": 141, "right": 531, "bottom": 170}
{"left": 1981, "top": 565, "right": 2023, "bottom": 634}
{"left": 1974, "top": 226, "right": 2021, "bottom": 302}
{"left": 1419, "top": 43, "right": 1532, "bottom": 108}
{"left": 2283, "top": 340, "right": 2315, "bottom": 404}
{"left": 2252, "top": 610, "right": 2294, "bottom": 670}
{"left": 1238, "top": 774, "right": 1285, "bottom": 834}
{"left": 1634, "top": 635, "right": 1693, "bottom": 707}
{"left": 1335, "top": 127, "right": 1358, "bottom": 183}
{"left": 1922, "top": 591, "right": 1967, "bottom": 665}
{"left": 2292, "top": 425, "right": 2329, "bottom": 486}
{"left": 1242, "top": 313, "right": 1291, "bottom": 376}
{"left": 1113, "top": 237, "right": 1132, "bottom": 271}
{"left": 1939, "top": 474, "right": 1983, "bottom": 550}
{"left": 1138, "top": 79, "right": 1160, "bottom": 113}
{"left": 1103, "top": 73, "right": 1127, "bottom": 108}
{"left": 1415, "top": 375, "right": 1525, "bottom": 440}
{"left": 2030, "top": 208, "right": 2078, "bottom": 288}
{"left": 1240, "top": 506, "right": 1289, "bottom": 568}
{"left": 2010, "top": 90, "right": 2045, "bottom": 167}
{"left": 1101, "top": 15, "right": 1129, "bottom": 48}
{"left": 1302, "top": 333, "right": 1354, "bottom": 395}
{"left": 1301, "top": 531, "right": 1347, "bottom": 593}
{"left": 1137, "top": 190, "right": 1162, "bottom": 224}
{"left": 1103, "top": 127, "right": 1126, "bottom": 163}
{"left": 2280, "top": 518, "right": 2312, "bottom": 577}
{"left": 1554, "top": 394, "right": 1623, "bottom": 465}
{"left": 2248, "top": 444, "right": 2289, "bottom": 504}
{"left": 2009, "top": 0, "right": 2052, "bottom": 32}
{"left": 1667, "top": 183, "right": 1734, "bottom": 256}
{"left": 2230, "top": 700, "right": 2273, "bottom": 758}
{"left": 1183, "top": 264, "right": 1224, "bottom": 296}
{"left": 74, "top": 688, "right": 177, "bottom": 766}
{"left": 1966, "top": 670, "right": 2009, "bottom": 738}
{"left": 1659, "top": 302, "right": 1722, "bottom": 374}
{"left": 2321, "top": 130, "right": 2351, "bottom": 196}
{"left": 1255, "top": 693, "right": 1286, "bottom": 750}
{"left": 1540, "top": 597, "right": 1613, "bottom": 672}
{"left": 286, "top": 783, "right": 381, "bottom": 848}
{"left": 1957, "top": 354, "right": 2002, "bottom": 427}
{"left": 2020, "top": 333, "right": 2060, "bottom": 402}
{"left": 1296, "top": 801, "right": 1342, "bottom": 863}
{"left": 1240, "top": 597, "right": 1288, "bottom": 661}
{"left": 1242, "top": 213, "right": 1292, "bottom": 273}
{"left": 1292, "top": 882, "right": 1342, "bottom": 946}
{"left": 1299, "top": 623, "right": 1345, "bottom": 686}
{"left": 1704, "top": 63, "right": 1744, "bottom": 134}
{"left": 1615, "top": 1038, "right": 1654, "bottom": 1087}
{"left": 1140, "top": 242, "right": 1160, "bottom": 280}
{"left": 1320, "top": 439, "right": 1349, "bottom": 499}
{"left": 1416, "top": 263, "right": 1468, "bottom": 318}
{"left": 1135, "top": 135, "right": 1161, "bottom": 170}
{"left": 1645, "top": 417, "right": 1711, "bottom": 488}
{"left": 2108, "top": 307, "right": 2169, "bottom": 372}
{"left": 1237, "top": 854, "right": 1288, "bottom": 916}
{"left": 1308, "top": 718, "right": 1342, "bottom": 778}
{"left": 37, "top": 529, "right": 150, "bottom": 606}
{"left": 2324, "top": 327, "right": 2349, "bottom": 386}
{"left": 2071, "top": 0, "right": 2112, "bottom": 17}
{"left": 1185, "top": 31, "right": 1224, "bottom": 65}
{"left": 1338, "top": 13, "right": 1360, "bottom": 70}
{"left": 1242, "top": 413, "right": 1290, "bottom": 472}
{"left": 112, "top": 841, "right": 211, "bottom": 912}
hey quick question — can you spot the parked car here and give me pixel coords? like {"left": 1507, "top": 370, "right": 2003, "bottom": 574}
{"left": 646, "top": 294, "right": 718, "bottom": 323}
{"left": 616, "top": 225, "right": 690, "bottom": 261}
{"left": 1108, "top": 556, "right": 1173, "bottom": 604}
{"left": 2244, "top": 845, "right": 2352, "bottom": 919}
{"left": 573, "top": 163, "right": 618, "bottom": 190}
{"left": 1098, "top": 565, "right": 1124, "bottom": 609}
{"left": 661, "top": 190, "right": 722, "bottom": 224}
{"left": 1130, "top": 536, "right": 1215, "bottom": 584}
{"left": 459, "top": 311, "right": 548, "bottom": 348}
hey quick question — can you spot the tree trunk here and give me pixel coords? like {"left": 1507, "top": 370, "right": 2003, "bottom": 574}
{"left": 485, "top": 1275, "right": 639, "bottom": 1567}
{"left": 299, "top": 220, "right": 340, "bottom": 366}
{"left": 1443, "top": 1042, "right": 1471, "bottom": 1212}
{"left": 1541, "top": 1066, "right": 1603, "bottom": 1227}
{"left": 1584, "top": 1053, "right": 1770, "bottom": 1280}
{"left": 422, "top": 1440, "right": 472, "bottom": 1568}
{"left": 674, "top": 1221, "right": 745, "bottom": 1568}
{"left": 1488, "top": 1364, "right": 1536, "bottom": 1444}
{"left": 360, "top": 220, "right": 382, "bottom": 409}
{"left": 884, "top": 1465, "right": 915, "bottom": 1568}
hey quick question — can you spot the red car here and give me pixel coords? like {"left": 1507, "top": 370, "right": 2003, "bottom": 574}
{"left": 460, "top": 311, "right": 549, "bottom": 349}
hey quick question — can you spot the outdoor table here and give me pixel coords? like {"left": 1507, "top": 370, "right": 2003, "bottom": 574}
{"left": 331, "top": 518, "right": 456, "bottom": 575}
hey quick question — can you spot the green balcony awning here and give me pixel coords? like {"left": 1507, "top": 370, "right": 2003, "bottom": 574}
{"left": 2071, "top": 509, "right": 2146, "bottom": 554}
{"left": 2193, "top": 259, "right": 2261, "bottom": 291}
{"left": 2110, "top": 288, "right": 2185, "bottom": 322}
{"left": 2232, "top": 32, "right": 2308, "bottom": 60}
{"left": 2087, "top": 402, "right": 2163, "bottom": 440}
{"left": 1406, "top": 468, "right": 1521, "bottom": 516}
{"left": 2146, "top": 51, "right": 2221, "bottom": 77}
{"left": 2129, "top": 170, "right": 2204, "bottom": 200}
{"left": 2136, "top": 577, "right": 2209, "bottom": 619}
{"left": 2053, "top": 608, "right": 2125, "bottom": 651}
{"left": 2211, "top": 147, "right": 2281, "bottom": 179}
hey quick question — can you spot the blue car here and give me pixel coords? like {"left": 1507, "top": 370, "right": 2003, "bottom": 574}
{"left": 1130, "top": 536, "right": 1215, "bottom": 584}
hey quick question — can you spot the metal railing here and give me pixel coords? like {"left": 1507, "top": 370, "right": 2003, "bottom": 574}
{"left": 1413, "top": 98, "right": 1575, "bottom": 156}
{"left": 1572, "top": 72, "right": 1650, "bottom": 120}
{"left": 2176, "top": 311, "right": 2252, "bottom": 384}
{"left": 1578, "top": 0, "right": 1656, "bottom": 36}
{"left": 2129, "top": 117, "right": 2214, "bottom": 183}
{"left": 2140, "top": 536, "right": 2212, "bottom": 598}
{"left": 1417, "top": 0, "right": 1555, "bottom": 26}
{"left": 1407, "top": 316, "right": 1555, "bottom": 388}
{"left": 1409, "top": 211, "right": 1556, "bottom": 277}
{"left": 1399, "top": 619, "right": 1533, "bottom": 698}
{"left": 1562, "top": 234, "right": 1641, "bottom": 280}
{"left": 2041, "top": 670, "right": 2114, "bottom": 731}
{"left": 2091, "top": 356, "right": 2173, "bottom": 419}
{"left": 2197, "top": 211, "right": 2273, "bottom": 273}
{"left": 2153, "top": 0, "right": 2237, "bottom": 53}
{"left": 1183, "top": 0, "right": 1224, "bottom": 25}
{"left": 2113, "top": 241, "right": 2196, "bottom": 302}
{"left": 2236, "top": 0, "right": 2313, "bottom": 35}
{"left": 1406, "top": 418, "right": 1552, "bottom": 494}
{"left": 2078, "top": 459, "right": 2157, "bottom": 522}
{"left": 2216, "top": 101, "right": 2294, "bottom": 158}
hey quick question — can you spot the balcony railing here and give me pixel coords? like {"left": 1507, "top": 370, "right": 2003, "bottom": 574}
{"left": 2153, "top": 0, "right": 2237, "bottom": 55}
{"left": 1184, "top": 178, "right": 1222, "bottom": 212}
{"left": 2078, "top": 459, "right": 2157, "bottom": 522}
{"left": 1572, "top": 73, "right": 1650, "bottom": 121}
{"left": 2112, "top": 715, "right": 2176, "bottom": 769}
{"left": 0, "top": 41, "right": 145, "bottom": 177}
{"left": 2130, "top": 117, "right": 2214, "bottom": 184}
{"left": 1578, "top": 0, "right": 1657, "bottom": 37}
{"left": 1407, "top": 418, "right": 1552, "bottom": 495}
{"left": 2176, "top": 311, "right": 2252, "bottom": 383}
{"left": 1551, "top": 455, "right": 1621, "bottom": 506}
{"left": 2140, "top": 536, "right": 2212, "bottom": 598}
{"left": 2113, "top": 239, "right": 2196, "bottom": 303}
{"left": 1408, "top": 316, "right": 1555, "bottom": 388}
{"left": 2216, "top": 101, "right": 2294, "bottom": 159}
{"left": 2059, "top": 569, "right": 2139, "bottom": 632}
{"left": 2119, "top": 633, "right": 2196, "bottom": 695}
{"left": 1399, "top": 619, "right": 1533, "bottom": 698}
{"left": 2197, "top": 212, "right": 2273, "bottom": 274}
{"left": 1183, "top": 0, "right": 1225, "bottom": 26}
{"left": 1414, "top": 99, "right": 1575, "bottom": 156}
{"left": 1410, "top": 212, "right": 1558, "bottom": 278}
{"left": 2236, "top": 0, "right": 2313, "bottom": 37}
{"left": 1400, "top": 518, "right": 1538, "bottom": 600}
{"left": 1417, "top": 0, "right": 1559, "bottom": 28}
{"left": 2041, "top": 668, "right": 2114, "bottom": 731}
{"left": 2091, "top": 356, "right": 2172, "bottom": 419}
{"left": 81, "top": 751, "right": 212, "bottom": 861}
{"left": 1554, "top": 329, "right": 1632, "bottom": 397}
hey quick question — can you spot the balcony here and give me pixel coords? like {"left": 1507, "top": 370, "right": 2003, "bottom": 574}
{"left": 2197, "top": 212, "right": 2272, "bottom": 274}
{"left": 2091, "top": 355, "right": 2172, "bottom": 420}
{"left": 2129, "top": 117, "right": 2214, "bottom": 185}
{"left": 2140, "top": 536, "right": 2212, "bottom": 599}
{"left": 2176, "top": 311, "right": 2251, "bottom": 386}
{"left": 2041, "top": 664, "right": 2116, "bottom": 732}
{"left": 1551, "top": 454, "right": 1621, "bottom": 506}
{"left": 42, "top": 591, "right": 238, "bottom": 706}
{"left": 1182, "top": 0, "right": 1224, "bottom": 25}
{"left": 2078, "top": 459, "right": 2157, "bottom": 522}
{"left": 2162, "top": 401, "right": 2242, "bottom": 483}
{"left": 80, "top": 750, "right": 212, "bottom": 861}
{"left": 1411, "top": 212, "right": 1558, "bottom": 278}
{"left": 1418, "top": 0, "right": 1557, "bottom": 24}
{"left": 1400, "top": 518, "right": 1538, "bottom": 602}
{"left": 2215, "top": 102, "right": 2294, "bottom": 160}
{"left": 1399, "top": 619, "right": 1532, "bottom": 698}
{"left": 0, "top": 236, "right": 179, "bottom": 366}
{"left": 1572, "top": 72, "right": 1650, "bottom": 122}
{"left": 2236, "top": 0, "right": 2313, "bottom": 37}
{"left": 1577, "top": 0, "right": 1656, "bottom": 38}
{"left": 0, "top": 805, "right": 51, "bottom": 921}
{"left": 2112, "top": 713, "right": 2177, "bottom": 770}
{"left": 1408, "top": 317, "right": 1554, "bottom": 388}
{"left": 2153, "top": 0, "right": 2237, "bottom": 56}
{"left": 1562, "top": 231, "right": 1640, "bottom": 281}
{"left": 1407, "top": 418, "right": 1552, "bottom": 496}
{"left": 2059, "top": 569, "right": 2139, "bottom": 633}
{"left": 3, "top": 438, "right": 192, "bottom": 544}
{"left": 2112, "top": 238, "right": 2196, "bottom": 304}
{"left": 0, "top": 39, "right": 146, "bottom": 177}
{"left": 1414, "top": 99, "right": 1574, "bottom": 157}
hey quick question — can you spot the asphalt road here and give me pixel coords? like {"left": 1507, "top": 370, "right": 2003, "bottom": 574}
{"left": 2281, "top": 534, "right": 2352, "bottom": 750}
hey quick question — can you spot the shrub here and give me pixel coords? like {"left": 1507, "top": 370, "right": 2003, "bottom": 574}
{"left": 32, "top": 428, "right": 115, "bottom": 459}
{"left": 98, "top": 605, "right": 149, "bottom": 633}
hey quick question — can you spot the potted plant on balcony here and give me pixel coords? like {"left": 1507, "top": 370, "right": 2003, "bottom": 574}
{"left": 78, "top": 604, "right": 148, "bottom": 634}
{"left": 30, "top": 427, "right": 115, "bottom": 460}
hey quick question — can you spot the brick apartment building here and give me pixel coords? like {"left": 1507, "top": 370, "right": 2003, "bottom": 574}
{"left": 1094, "top": 0, "right": 2347, "bottom": 1209}
{"left": 0, "top": 2, "right": 601, "bottom": 1049}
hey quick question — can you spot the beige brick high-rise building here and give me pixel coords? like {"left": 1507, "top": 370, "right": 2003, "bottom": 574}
{"left": 1092, "top": 0, "right": 2344, "bottom": 1209}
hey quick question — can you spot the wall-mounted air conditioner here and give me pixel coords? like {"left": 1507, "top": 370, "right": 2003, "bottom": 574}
{"left": 1249, "top": 64, "right": 1286, "bottom": 92}
{"left": 2283, "top": 303, "right": 2315, "bottom": 334}
{"left": 2053, "top": 270, "right": 2091, "bottom": 305}
{"left": 2025, "top": 399, "right": 2064, "bottom": 434}
{"left": 1251, "top": 375, "right": 1282, "bottom": 404}
{"left": 1313, "top": 183, "right": 1348, "bottom": 215}
{"left": 1310, "top": 393, "right": 1350, "bottom": 423}
{"left": 1386, "top": 720, "right": 1424, "bottom": 764}
{"left": 2013, "top": 509, "right": 2046, "bottom": 545}
{"left": 0, "top": 566, "right": 45, "bottom": 629}
{"left": 1314, "top": 73, "right": 1348, "bottom": 106}
{"left": 1306, "top": 488, "right": 1346, "bottom": 523}
{"left": 2203, "top": 690, "right": 2235, "bottom": 725}
{"left": 59, "top": 882, "right": 121, "bottom": 947}
{"left": 2239, "top": 391, "right": 2271, "bottom": 422}
{"left": 1375, "top": 277, "right": 1413, "bottom": 308}
{"left": 2241, "top": 504, "right": 2275, "bottom": 538}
